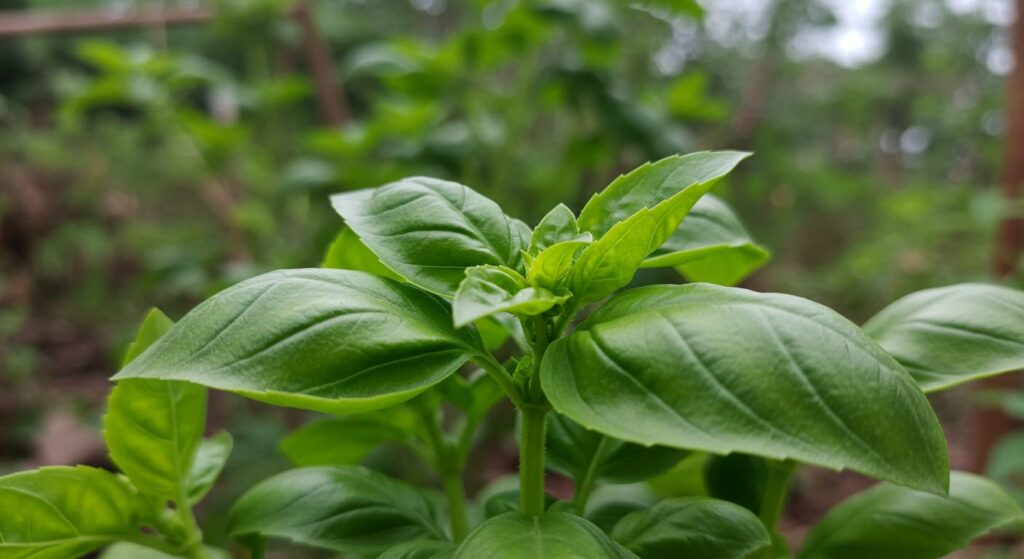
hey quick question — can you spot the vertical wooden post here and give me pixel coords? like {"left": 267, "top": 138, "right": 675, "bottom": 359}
{"left": 973, "top": 0, "right": 1024, "bottom": 472}
{"left": 291, "top": 0, "right": 348, "bottom": 127}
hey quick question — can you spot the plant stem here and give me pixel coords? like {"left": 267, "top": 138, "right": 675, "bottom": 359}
{"left": 475, "top": 353, "right": 527, "bottom": 409}
{"left": 572, "top": 436, "right": 607, "bottom": 512}
{"left": 443, "top": 470, "right": 470, "bottom": 542}
{"left": 417, "top": 403, "right": 471, "bottom": 542}
{"left": 519, "top": 404, "right": 549, "bottom": 516}
{"left": 247, "top": 536, "right": 265, "bottom": 559}
{"left": 758, "top": 460, "right": 796, "bottom": 530}
{"left": 175, "top": 490, "right": 210, "bottom": 559}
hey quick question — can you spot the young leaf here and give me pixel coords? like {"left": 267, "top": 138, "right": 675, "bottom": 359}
{"left": 577, "top": 151, "right": 750, "bottom": 238}
{"left": 322, "top": 227, "right": 404, "bottom": 281}
{"left": 546, "top": 412, "right": 687, "bottom": 486}
{"left": 453, "top": 512, "right": 638, "bottom": 558}
{"left": 379, "top": 540, "right": 458, "bottom": 559}
{"left": 280, "top": 409, "right": 419, "bottom": 466}
{"left": 185, "top": 431, "right": 233, "bottom": 504}
{"left": 526, "top": 236, "right": 591, "bottom": 291}
{"left": 0, "top": 466, "right": 143, "bottom": 559}
{"left": 331, "top": 177, "right": 530, "bottom": 296}
{"left": 105, "top": 308, "right": 208, "bottom": 501}
{"left": 863, "top": 283, "right": 1024, "bottom": 393}
{"left": 541, "top": 283, "right": 949, "bottom": 494}
{"left": 641, "top": 194, "right": 769, "bottom": 286}
{"left": 798, "top": 471, "right": 1023, "bottom": 559}
{"left": 114, "top": 269, "right": 483, "bottom": 415}
{"left": 100, "top": 543, "right": 232, "bottom": 559}
{"left": 529, "top": 203, "right": 581, "bottom": 254}
{"left": 610, "top": 497, "right": 771, "bottom": 559}
{"left": 228, "top": 466, "right": 448, "bottom": 554}
{"left": 453, "top": 265, "right": 569, "bottom": 327}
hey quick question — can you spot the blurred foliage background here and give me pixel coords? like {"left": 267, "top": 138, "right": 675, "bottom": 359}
{"left": 0, "top": 0, "right": 1020, "bottom": 554}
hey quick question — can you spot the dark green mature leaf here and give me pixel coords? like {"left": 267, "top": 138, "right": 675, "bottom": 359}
{"left": 541, "top": 283, "right": 949, "bottom": 493}
{"left": 0, "top": 466, "right": 143, "bottom": 559}
{"left": 453, "top": 512, "right": 638, "bottom": 558}
{"left": 703, "top": 453, "right": 771, "bottom": 514}
{"left": 280, "top": 408, "right": 419, "bottom": 466}
{"left": 229, "top": 466, "right": 448, "bottom": 554}
{"left": 577, "top": 151, "right": 750, "bottom": 238}
{"left": 185, "top": 431, "right": 233, "bottom": 504}
{"left": 322, "top": 227, "right": 404, "bottom": 281}
{"left": 642, "top": 194, "right": 768, "bottom": 286}
{"left": 863, "top": 283, "right": 1024, "bottom": 393}
{"left": 798, "top": 472, "right": 1023, "bottom": 559}
{"left": 529, "top": 203, "right": 582, "bottom": 254}
{"left": 587, "top": 501, "right": 648, "bottom": 534}
{"left": 379, "top": 541, "right": 457, "bottom": 559}
{"left": 331, "top": 177, "right": 530, "bottom": 296}
{"left": 106, "top": 309, "right": 208, "bottom": 501}
{"left": 547, "top": 412, "right": 687, "bottom": 485}
{"left": 114, "top": 269, "right": 483, "bottom": 414}
{"left": 453, "top": 265, "right": 570, "bottom": 327}
{"left": 611, "top": 497, "right": 771, "bottom": 559}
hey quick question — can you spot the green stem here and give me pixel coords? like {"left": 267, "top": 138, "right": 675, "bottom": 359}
{"left": 443, "top": 470, "right": 470, "bottom": 542}
{"left": 759, "top": 460, "right": 796, "bottom": 530}
{"left": 572, "top": 436, "right": 607, "bottom": 513}
{"left": 175, "top": 491, "right": 210, "bottom": 559}
{"left": 246, "top": 536, "right": 265, "bottom": 559}
{"left": 519, "top": 405, "right": 549, "bottom": 516}
{"left": 475, "top": 353, "right": 527, "bottom": 409}
{"left": 417, "top": 403, "right": 471, "bottom": 542}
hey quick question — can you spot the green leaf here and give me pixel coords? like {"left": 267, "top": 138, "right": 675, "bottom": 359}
{"left": 453, "top": 265, "right": 570, "bottom": 327}
{"left": 864, "top": 283, "right": 1024, "bottom": 393}
{"left": 547, "top": 412, "right": 687, "bottom": 485}
{"left": 185, "top": 431, "right": 233, "bottom": 504}
{"left": 577, "top": 151, "right": 750, "bottom": 238}
{"left": 798, "top": 471, "right": 1023, "bottom": 559}
{"left": 114, "top": 269, "right": 483, "bottom": 414}
{"left": 0, "top": 466, "right": 143, "bottom": 559}
{"left": 541, "top": 283, "right": 949, "bottom": 494}
{"left": 641, "top": 194, "right": 769, "bottom": 286}
{"left": 529, "top": 203, "right": 581, "bottom": 254}
{"left": 527, "top": 236, "right": 592, "bottom": 292}
{"left": 379, "top": 540, "right": 457, "bottom": 559}
{"left": 331, "top": 177, "right": 530, "bottom": 296}
{"left": 703, "top": 453, "right": 771, "bottom": 514}
{"left": 100, "top": 543, "right": 232, "bottom": 559}
{"left": 322, "top": 227, "right": 404, "bottom": 281}
{"left": 453, "top": 512, "right": 638, "bottom": 558}
{"left": 280, "top": 408, "right": 419, "bottom": 466}
{"left": 481, "top": 490, "right": 557, "bottom": 519}
{"left": 228, "top": 466, "right": 448, "bottom": 554}
{"left": 611, "top": 497, "right": 771, "bottom": 559}
{"left": 106, "top": 309, "right": 208, "bottom": 501}
{"left": 587, "top": 501, "right": 648, "bottom": 534}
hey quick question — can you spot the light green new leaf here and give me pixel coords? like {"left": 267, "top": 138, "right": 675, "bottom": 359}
{"left": 611, "top": 497, "right": 771, "bottom": 559}
{"left": 642, "top": 194, "right": 768, "bottom": 286}
{"left": 185, "top": 431, "right": 233, "bottom": 504}
{"left": 547, "top": 412, "right": 687, "bottom": 486}
{"left": 380, "top": 541, "right": 457, "bottom": 559}
{"left": 527, "top": 236, "right": 591, "bottom": 291}
{"left": 529, "top": 203, "right": 581, "bottom": 254}
{"left": 229, "top": 466, "right": 448, "bottom": 554}
{"left": 0, "top": 466, "right": 143, "bottom": 559}
{"left": 106, "top": 309, "right": 208, "bottom": 501}
{"left": 864, "top": 283, "right": 1024, "bottom": 393}
{"left": 541, "top": 283, "right": 949, "bottom": 494}
{"left": 453, "top": 512, "right": 638, "bottom": 558}
{"left": 322, "top": 227, "right": 404, "bottom": 281}
{"left": 453, "top": 265, "right": 570, "bottom": 327}
{"left": 114, "top": 269, "right": 483, "bottom": 414}
{"left": 331, "top": 177, "right": 530, "bottom": 296}
{"left": 280, "top": 408, "right": 419, "bottom": 466}
{"left": 577, "top": 151, "right": 750, "bottom": 238}
{"left": 100, "top": 543, "right": 232, "bottom": 559}
{"left": 799, "top": 471, "right": 1023, "bottom": 559}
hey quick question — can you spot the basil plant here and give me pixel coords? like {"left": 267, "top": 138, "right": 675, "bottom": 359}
{"left": 4, "top": 152, "right": 1024, "bottom": 559}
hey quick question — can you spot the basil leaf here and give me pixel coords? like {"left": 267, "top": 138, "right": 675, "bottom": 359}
{"left": 380, "top": 540, "right": 457, "bottom": 559}
{"left": 641, "top": 194, "right": 769, "bottom": 286}
{"left": 100, "top": 543, "right": 232, "bottom": 559}
{"left": 529, "top": 203, "right": 581, "bottom": 254}
{"left": 527, "top": 236, "right": 591, "bottom": 292}
{"left": 587, "top": 501, "right": 648, "bottom": 534}
{"left": 105, "top": 309, "right": 208, "bottom": 501}
{"left": 547, "top": 412, "right": 687, "bottom": 485}
{"left": 280, "top": 409, "right": 419, "bottom": 466}
{"left": 541, "top": 283, "right": 949, "bottom": 494}
{"left": 453, "top": 265, "right": 570, "bottom": 327}
{"left": 114, "top": 269, "right": 483, "bottom": 415}
{"left": 322, "top": 227, "right": 404, "bottom": 281}
{"left": 611, "top": 497, "right": 771, "bottom": 559}
{"left": 798, "top": 471, "right": 1023, "bottom": 559}
{"left": 703, "top": 453, "right": 771, "bottom": 514}
{"left": 0, "top": 466, "right": 143, "bottom": 559}
{"left": 229, "top": 466, "right": 448, "bottom": 554}
{"left": 454, "top": 512, "right": 638, "bottom": 558}
{"left": 331, "top": 177, "right": 530, "bottom": 296}
{"left": 863, "top": 283, "right": 1024, "bottom": 393}
{"left": 185, "top": 431, "right": 233, "bottom": 505}
{"left": 577, "top": 151, "right": 750, "bottom": 238}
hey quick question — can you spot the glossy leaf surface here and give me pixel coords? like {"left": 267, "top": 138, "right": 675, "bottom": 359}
{"left": 453, "top": 512, "right": 638, "bottom": 558}
{"left": 280, "top": 409, "right": 419, "bottom": 466}
{"left": 799, "top": 472, "right": 1022, "bottom": 559}
{"left": 864, "top": 283, "right": 1024, "bottom": 393}
{"left": 529, "top": 203, "right": 581, "bottom": 254}
{"left": 453, "top": 265, "right": 569, "bottom": 327}
{"left": 541, "top": 283, "right": 948, "bottom": 493}
{"left": 322, "top": 227, "right": 404, "bottom": 281}
{"left": 115, "top": 269, "right": 482, "bottom": 414}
